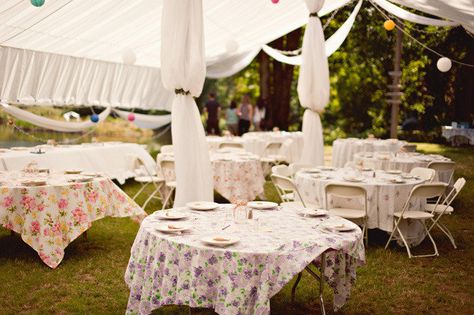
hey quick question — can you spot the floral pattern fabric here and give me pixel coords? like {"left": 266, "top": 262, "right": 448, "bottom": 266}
{"left": 295, "top": 169, "right": 427, "bottom": 245}
{"left": 0, "top": 171, "right": 146, "bottom": 268}
{"left": 125, "top": 205, "right": 365, "bottom": 315}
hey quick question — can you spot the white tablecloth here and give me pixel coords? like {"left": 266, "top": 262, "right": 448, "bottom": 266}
{"left": 294, "top": 168, "right": 426, "bottom": 245}
{"left": 0, "top": 170, "right": 146, "bottom": 268}
{"left": 0, "top": 142, "right": 155, "bottom": 184}
{"left": 331, "top": 138, "right": 407, "bottom": 168}
{"left": 207, "top": 132, "right": 303, "bottom": 163}
{"left": 442, "top": 126, "right": 474, "bottom": 145}
{"left": 125, "top": 204, "right": 365, "bottom": 314}
{"left": 159, "top": 152, "right": 265, "bottom": 202}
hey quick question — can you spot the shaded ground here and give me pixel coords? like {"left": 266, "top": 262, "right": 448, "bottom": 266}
{"left": 0, "top": 143, "right": 473, "bottom": 314}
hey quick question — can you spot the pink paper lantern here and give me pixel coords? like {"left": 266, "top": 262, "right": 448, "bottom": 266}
{"left": 128, "top": 113, "right": 135, "bottom": 122}
{"left": 271, "top": 0, "right": 279, "bottom": 3}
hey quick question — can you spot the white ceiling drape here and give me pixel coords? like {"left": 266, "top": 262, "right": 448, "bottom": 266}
{"left": 297, "top": 0, "right": 329, "bottom": 166}
{"left": 160, "top": 0, "right": 213, "bottom": 206}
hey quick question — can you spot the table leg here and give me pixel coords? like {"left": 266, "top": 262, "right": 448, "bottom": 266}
{"left": 319, "top": 253, "right": 326, "bottom": 315}
{"left": 82, "top": 231, "right": 88, "bottom": 241}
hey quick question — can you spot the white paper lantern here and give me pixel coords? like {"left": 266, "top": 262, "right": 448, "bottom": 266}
{"left": 225, "top": 40, "right": 239, "bottom": 54}
{"left": 437, "top": 57, "right": 452, "bottom": 72}
{"left": 122, "top": 49, "right": 136, "bottom": 65}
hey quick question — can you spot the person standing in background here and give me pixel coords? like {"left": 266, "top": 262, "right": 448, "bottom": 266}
{"left": 253, "top": 98, "right": 266, "bottom": 131}
{"left": 204, "top": 92, "right": 221, "bottom": 135}
{"left": 226, "top": 101, "right": 239, "bottom": 135}
{"left": 237, "top": 94, "right": 253, "bottom": 135}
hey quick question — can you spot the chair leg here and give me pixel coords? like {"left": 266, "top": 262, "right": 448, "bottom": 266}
{"left": 432, "top": 221, "right": 457, "bottom": 249}
{"left": 132, "top": 182, "right": 149, "bottom": 201}
{"left": 319, "top": 253, "right": 326, "bottom": 315}
{"left": 162, "top": 187, "right": 175, "bottom": 210}
{"left": 291, "top": 272, "right": 302, "bottom": 303}
{"left": 142, "top": 188, "right": 160, "bottom": 211}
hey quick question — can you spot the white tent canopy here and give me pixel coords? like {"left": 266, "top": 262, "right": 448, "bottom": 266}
{"left": 0, "top": 0, "right": 472, "bottom": 110}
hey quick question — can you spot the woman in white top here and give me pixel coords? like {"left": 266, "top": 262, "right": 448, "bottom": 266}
{"left": 253, "top": 98, "right": 266, "bottom": 131}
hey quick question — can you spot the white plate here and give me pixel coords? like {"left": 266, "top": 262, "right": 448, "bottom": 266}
{"left": 82, "top": 172, "right": 101, "bottom": 177}
{"left": 302, "top": 168, "right": 320, "bottom": 174}
{"left": 385, "top": 170, "right": 402, "bottom": 174}
{"left": 155, "top": 223, "right": 191, "bottom": 233}
{"left": 390, "top": 178, "right": 406, "bottom": 184}
{"left": 186, "top": 201, "right": 219, "bottom": 211}
{"left": 343, "top": 176, "right": 364, "bottom": 182}
{"left": 68, "top": 177, "right": 93, "bottom": 183}
{"left": 311, "top": 174, "right": 329, "bottom": 180}
{"left": 11, "top": 147, "right": 29, "bottom": 151}
{"left": 201, "top": 235, "right": 240, "bottom": 247}
{"left": 247, "top": 201, "right": 278, "bottom": 210}
{"left": 322, "top": 222, "right": 355, "bottom": 232}
{"left": 64, "top": 169, "right": 82, "bottom": 174}
{"left": 21, "top": 180, "right": 47, "bottom": 187}
{"left": 401, "top": 174, "right": 413, "bottom": 179}
{"left": 301, "top": 208, "right": 328, "bottom": 217}
{"left": 319, "top": 166, "right": 335, "bottom": 171}
{"left": 156, "top": 210, "right": 188, "bottom": 220}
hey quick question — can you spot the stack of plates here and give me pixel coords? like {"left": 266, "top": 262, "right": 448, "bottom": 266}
{"left": 186, "top": 201, "right": 219, "bottom": 211}
{"left": 155, "top": 211, "right": 188, "bottom": 220}
{"left": 201, "top": 235, "right": 240, "bottom": 247}
{"left": 247, "top": 201, "right": 278, "bottom": 210}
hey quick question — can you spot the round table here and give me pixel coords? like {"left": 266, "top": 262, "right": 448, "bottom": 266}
{"left": 294, "top": 168, "right": 426, "bottom": 245}
{"left": 125, "top": 204, "right": 365, "bottom": 315}
{"left": 353, "top": 152, "right": 453, "bottom": 181}
{"left": 242, "top": 131, "right": 304, "bottom": 163}
{"left": 0, "top": 170, "right": 145, "bottom": 268}
{"left": 332, "top": 138, "right": 407, "bottom": 168}
{"left": 159, "top": 152, "right": 265, "bottom": 202}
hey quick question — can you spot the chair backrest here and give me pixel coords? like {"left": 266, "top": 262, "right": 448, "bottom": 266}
{"left": 271, "top": 165, "right": 292, "bottom": 177}
{"left": 264, "top": 142, "right": 282, "bottom": 156}
{"left": 159, "top": 159, "right": 176, "bottom": 182}
{"left": 428, "top": 161, "right": 455, "bottom": 183}
{"left": 160, "top": 145, "right": 174, "bottom": 154}
{"left": 218, "top": 142, "right": 244, "bottom": 150}
{"left": 438, "top": 177, "right": 466, "bottom": 210}
{"left": 402, "top": 144, "right": 417, "bottom": 152}
{"left": 409, "top": 183, "right": 447, "bottom": 199}
{"left": 324, "top": 183, "right": 367, "bottom": 213}
{"left": 410, "top": 167, "right": 436, "bottom": 182}
{"left": 289, "top": 163, "right": 313, "bottom": 174}
{"left": 270, "top": 174, "right": 305, "bottom": 205}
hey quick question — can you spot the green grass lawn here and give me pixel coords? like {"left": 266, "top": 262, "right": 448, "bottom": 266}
{"left": 0, "top": 143, "right": 473, "bottom": 314}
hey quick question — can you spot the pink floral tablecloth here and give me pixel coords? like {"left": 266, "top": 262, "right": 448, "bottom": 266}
{"left": 0, "top": 171, "right": 146, "bottom": 268}
{"left": 158, "top": 152, "right": 265, "bottom": 202}
{"left": 295, "top": 168, "right": 427, "bottom": 245}
{"left": 125, "top": 204, "right": 365, "bottom": 315}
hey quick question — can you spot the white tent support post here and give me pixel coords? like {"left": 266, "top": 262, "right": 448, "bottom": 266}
{"left": 160, "top": 0, "right": 213, "bottom": 206}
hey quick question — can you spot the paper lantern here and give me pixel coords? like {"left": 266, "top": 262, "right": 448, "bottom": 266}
{"left": 271, "top": 0, "right": 279, "bottom": 3}
{"left": 122, "top": 49, "right": 136, "bottom": 65}
{"left": 225, "top": 40, "right": 239, "bottom": 54}
{"left": 384, "top": 20, "right": 395, "bottom": 31}
{"left": 31, "top": 0, "right": 45, "bottom": 7}
{"left": 90, "top": 114, "right": 99, "bottom": 123}
{"left": 127, "top": 113, "right": 135, "bottom": 122}
{"left": 437, "top": 57, "right": 452, "bottom": 72}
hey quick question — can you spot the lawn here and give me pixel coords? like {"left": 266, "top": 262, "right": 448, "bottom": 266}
{"left": 0, "top": 143, "right": 473, "bottom": 314}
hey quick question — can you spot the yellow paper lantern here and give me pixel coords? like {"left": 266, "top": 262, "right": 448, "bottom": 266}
{"left": 384, "top": 19, "right": 395, "bottom": 31}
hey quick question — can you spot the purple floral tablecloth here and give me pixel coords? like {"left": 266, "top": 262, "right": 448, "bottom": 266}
{"left": 0, "top": 171, "right": 146, "bottom": 268}
{"left": 125, "top": 204, "right": 365, "bottom": 315}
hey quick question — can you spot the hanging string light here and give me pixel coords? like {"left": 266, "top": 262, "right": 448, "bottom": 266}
{"left": 384, "top": 19, "right": 395, "bottom": 31}
{"left": 437, "top": 57, "right": 452, "bottom": 72}
{"left": 271, "top": 0, "right": 279, "bottom": 4}
{"left": 90, "top": 114, "right": 99, "bottom": 123}
{"left": 127, "top": 113, "right": 136, "bottom": 122}
{"left": 31, "top": 0, "right": 45, "bottom": 7}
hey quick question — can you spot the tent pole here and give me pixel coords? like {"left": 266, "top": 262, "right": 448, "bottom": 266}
{"left": 389, "top": 24, "right": 403, "bottom": 139}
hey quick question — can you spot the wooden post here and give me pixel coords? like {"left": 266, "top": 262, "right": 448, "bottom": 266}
{"left": 389, "top": 25, "right": 403, "bottom": 139}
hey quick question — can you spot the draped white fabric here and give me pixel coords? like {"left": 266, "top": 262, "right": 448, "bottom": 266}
{"left": 113, "top": 109, "right": 171, "bottom": 130}
{"left": 261, "top": 0, "right": 363, "bottom": 66}
{"left": 1, "top": 103, "right": 111, "bottom": 132}
{"left": 372, "top": 0, "right": 460, "bottom": 27}
{"left": 206, "top": 48, "right": 261, "bottom": 79}
{"left": 0, "top": 46, "right": 174, "bottom": 110}
{"left": 161, "top": 0, "right": 213, "bottom": 206}
{"left": 297, "top": 0, "right": 329, "bottom": 166}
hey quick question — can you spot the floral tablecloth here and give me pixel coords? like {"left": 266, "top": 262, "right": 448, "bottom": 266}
{"left": 158, "top": 152, "right": 265, "bottom": 202}
{"left": 125, "top": 204, "right": 365, "bottom": 315}
{"left": 295, "top": 168, "right": 427, "bottom": 245}
{"left": 0, "top": 171, "right": 146, "bottom": 268}
{"left": 332, "top": 138, "right": 407, "bottom": 168}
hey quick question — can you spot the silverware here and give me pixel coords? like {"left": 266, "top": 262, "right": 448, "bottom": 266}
{"left": 221, "top": 224, "right": 231, "bottom": 230}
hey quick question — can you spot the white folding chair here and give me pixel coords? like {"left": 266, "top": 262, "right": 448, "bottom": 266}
{"left": 159, "top": 159, "right": 176, "bottom": 210}
{"left": 261, "top": 142, "right": 286, "bottom": 164}
{"left": 402, "top": 144, "right": 417, "bottom": 152}
{"left": 160, "top": 145, "right": 174, "bottom": 154}
{"left": 426, "top": 178, "right": 466, "bottom": 249}
{"left": 289, "top": 163, "right": 313, "bottom": 175}
{"left": 270, "top": 174, "right": 315, "bottom": 209}
{"left": 132, "top": 157, "right": 164, "bottom": 210}
{"left": 271, "top": 166, "right": 295, "bottom": 202}
{"left": 410, "top": 167, "right": 436, "bottom": 182}
{"left": 385, "top": 183, "right": 448, "bottom": 258}
{"left": 325, "top": 184, "right": 368, "bottom": 246}
{"left": 428, "top": 161, "right": 455, "bottom": 185}
{"left": 218, "top": 142, "right": 244, "bottom": 150}
{"left": 271, "top": 165, "right": 292, "bottom": 177}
